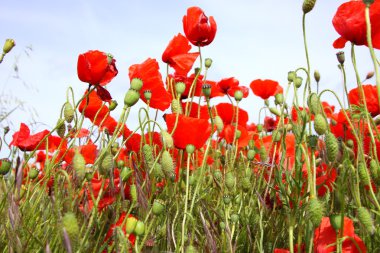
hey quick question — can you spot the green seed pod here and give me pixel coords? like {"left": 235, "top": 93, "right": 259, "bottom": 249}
{"left": 302, "top": 0, "right": 317, "bottom": 13}
{"left": 225, "top": 172, "right": 235, "bottom": 190}
{"left": 185, "top": 245, "right": 199, "bottom": 253}
{"left": 153, "top": 163, "right": 165, "bottom": 179}
{"left": 358, "top": 162, "right": 370, "bottom": 186}
{"left": 134, "top": 221, "right": 145, "bottom": 236}
{"left": 99, "top": 152, "right": 114, "bottom": 176}
{"left": 142, "top": 144, "right": 155, "bottom": 169}
{"left": 234, "top": 90, "right": 243, "bottom": 102}
{"left": 223, "top": 195, "right": 231, "bottom": 205}
{"left": 63, "top": 102, "right": 75, "bottom": 123}
{"left": 73, "top": 151, "right": 86, "bottom": 182}
{"left": 152, "top": 199, "right": 165, "bottom": 215}
{"left": 230, "top": 213, "right": 239, "bottom": 223}
{"left": 0, "top": 158, "right": 12, "bottom": 175}
{"left": 274, "top": 93, "right": 284, "bottom": 105}
{"left": 56, "top": 118, "right": 66, "bottom": 138}
{"left": 288, "top": 71, "right": 296, "bottom": 82}
{"left": 175, "top": 82, "right": 186, "bottom": 95}
{"left": 219, "top": 221, "right": 226, "bottom": 230}
{"left": 202, "top": 84, "right": 212, "bottom": 98}
{"left": 314, "top": 114, "right": 328, "bottom": 135}
{"left": 257, "top": 124, "right": 263, "bottom": 133}
{"left": 308, "top": 92, "right": 321, "bottom": 115}
{"left": 130, "top": 78, "right": 143, "bottom": 91}
{"left": 161, "top": 150, "right": 174, "bottom": 178}
{"left": 62, "top": 212, "right": 79, "bottom": 246}
{"left": 143, "top": 90, "right": 152, "bottom": 101}
{"left": 29, "top": 168, "right": 39, "bottom": 180}
{"left": 247, "top": 149, "right": 256, "bottom": 161}
{"left": 125, "top": 216, "right": 138, "bottom": 234}
{"left": 336, "top": 51, "right": 345, "bottom": 65}
{"left": 171, "top": 99, "right": 183, "bottom": 114}
{"left": 294, "top": 76, "right": 303, "bottom": 88}
{"left": 307, "top": 198, "right": 324, "bottom": 227}
{"left": 241, "top": 177, "right": 252, "bottom": 192}
{"left": 329, "top": 214, "right": 343, "bottom": 231}
{"left": 370, "top": 159, "right": 379, "bottom": 180}
{"left": 259, "top": 146, "right": 268, "bottom": 162}
{"left": 214, "top": 115, "right": 224, "bottom": 133}
{"left": 325, "top": 132, "right": 339, "bottom": 163}
{"left": 130, "top": 184, "right": 137, "bottom": 203}
{"left": 357, "top": 206, "right": 374, "bottom": 233}
{"left": 161, "top": 130, "right": 173, "bottom": 149}
{"left": 213, "top": 170, "right": 223, "bottom": 181}
{"left": 124, "top": 89, "right": 140, "bottom": 107}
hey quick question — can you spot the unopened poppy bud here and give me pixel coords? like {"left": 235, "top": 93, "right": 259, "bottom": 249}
{"left": 152, "top": 199, "right": 165, "bottom": 215}
{"left": 302, "top": 0, "right": 317, "bottom": 14}
{"left": 325, "top": 132, "right": 339, "bottom": 162}
{"left": 144, "top": 90, "right": 152, "bottom": 101}
{"left": 130, "top": 184, "right": 137, "bottom": 203}
{"left": 62, "top": 212, "right": 79, "bottom": 246}
{"left": 308, "top": 92, "right": 321, "bottom": 115}
{"left": 214, "top": 115, "right": 224, "bottom": 132}
{"left": 294, "top": 76, "right": 303, "bottom": 88}
{"left": 358, "top": 162, "right": 370, "bottom": 186}
{"left": 225, "top": 172, "right": 235, "bottom": 190}
{"left": 235, "top": 129, "right": 241, "bottom": 139}
{"left": 124, "top": 89, "right": 140, "bottom": 107}
{"left": 143, "top": 144, "right": 154, "bottom": 168}
{"left": 171, "top": 99, "right": 183, "bottom": 114}
{"left": 213, "top": 170, "right": 222, "bottom": 181}
{"left": 109, "top": 100, "right": 118, "bottom": 111}
{"left": 329, "top": 214, "right": 343, "bottom": 231}
{"left": 185, "top": 245, "right": 199, "bottom": 253}
{"left": 314, "top": 70, "right": 320, "bottom": 83}
{"left": 257, "top": 124, "right": 263, "bottom": 132}
{"left": 125, "top": 216, "right": 138, "bottom": 234}
{"left": 269, "top": 107, "right": 281, "bottom": 117}
{"left": 234, "top": 90, "right": 243, "bottom": 101}
{"left": 307, "top": 197, "right": 324, "bottom": 227}
{"left": 134, "top": 221, "right": 145, "bottom": 236}
{"left": 161, "top": 130, "right": 173, "bottom": 149}
{"left": 272, "top": 130, "right": 281, "bottom": 142}
{"left": 363, "top": 0, "right": 374, "bottom": 5}
{"left": 99, "top": 152, "right": 114, "bottom": 176}
{"left": 230, "top": 213, "right": 239, "bottom": 223}
{"left": 223, "top": 195, "right": 232, "bottom": 205}
{"left": 247, "top": 150, "right": 255, "bottom": 161}
{"left": 121, "top": 166, "right": 132, "bottom": 182}
{"left": 307, "top": 135, "right": 319, "bottom": 150}
{"left": 314, "top": 114, "right": 328, "bottom": 135}
{"left": 205, "top": 58, "right": 213, "bottom": 68}
{"left": 194, "top": 67, "right": 201, "bottom": 75}
{"left": 175, "top": 82, "right": 186, "bottom": 95}
{"left": 202, "top": 84, "right": 212, "bottom": 98}
{"left": 63, "top": 102, "right": 74, "bottom": 123}
{"left": 56, "top": 119, "right": 66, "bottom": 138}
{"left": 274, "top": 93, "right": 284, "bottom": 105}
{"left": 186, "top": 144, "right": 195, "bottom": 154}
{"left": 0, "top": 158, "right": 12, "bottom": 175}
{"left": 288, "top": 71, "right": 296, "bottom": 82}
{"left": 3, "top": 39, "right": 15, "bottom": 54}
{"left": 366, "top": 71, "right": 374, "bottom": 80}
{"left": 130, "top": 78, "right": 143, "bottom": 91}
{"left": 357, "top": 206, "right": 374, "bottom": 233}
{"left": 161, "top": 150, "right": 174, "bottom": 178}
{"left": 73, "top": 151, "right": 86, "bottom": 182}
{"left": 336, "top": 51, "right": 345, "bottom": 65}
{"left": 29, "top": 168, "right": 39, "bottom": 180}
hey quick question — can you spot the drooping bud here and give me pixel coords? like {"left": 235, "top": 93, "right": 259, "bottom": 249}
{"left": 205, "top": 58, "right": 213, "bottom": 68}
{"left": 0, "top": 158, "right": 12, "bottom": 175}
{"left": 161, "top": 130, "right": 173, "bottom": 149}
{"left": 124, "top": 89, "right": 140, "bottom": 107}
{"left": 3, "top": 39, "right": 15, "bottom": 54}
{"left": 336, "top": 51, "right": 345, "bottom": 65}
{"left": 357, "top": 206, "right": 374, "bottom": 233}
{"left": 63, "top": 102, "right": 74, "bottom": 123}
{"left": 130, "top": 78, "right": 143, "bottom": 91}
{"left": 120, "top": 166, "right": 133, "bottom": 182}
{"left": 294, "top": 76, "right": 303, "bottom": 88}
{"left": 269, "top": 107, "right": 281, "bottom": 117}
{"left": 325, "top": 132, "right": 339, "bottom": 163}
{"left": 302, "top": 0, "right": 317, "bottom": 14}
{"left": 366, "top": 71, "right": 374, "bottom": 80}
{"left": 287, "top": 71, "right": 296, "bottom": 82}
{"left": 73, "top": 151, "right": 86, "bottom": 182}
{"left": 314, "top": 114, "right": 328, "bottom": 135}
{"left": 314, "top": 70, "right": 320, "bottom": 83}
{"left": 99, "top": 152, "right": 114, "bottom": 176}
{"left": 307, "top": 92, "right": 321, "bottom": 115}
{"left": 109, "top": 100, "right": 118, "bottom": 111}
{"left": 56, "top": 119, "right": 66, "bottom": 138}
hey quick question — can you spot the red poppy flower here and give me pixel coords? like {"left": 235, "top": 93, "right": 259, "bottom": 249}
{"left": 129, "top": 58, "right": 172, "bottom": 111}
{"left": 181, "top": 101, "right": 210, "bottom": 119}
{"left": 332, "top": 0, "right": 380, "bottom": 49}
{"left": 162, "top": 33, "right": 200, "bottom": 76}
{"left": 217, "top": 77, "right": 239, "bottom": 94}
{"left": 183, "top": 7, "right": 217, "bottom": 47}
{"left": 77, "top": 50, "right": 118, "bottom": 102}
{"left": 10, "top": 123, "right": 62, "bottom": 152}
{"left": 250, "top": 79, "right": 283, "bottom": 100}
{"left": 314, "top": 217, "right": 367, "bottom": 253}
{"left": 215, "top": 103, "right": 249, "bottom": 126}
{"left": 219, "top": 124, "right": 252, "bottom": 148}
{"left": 315, "top": 164, "right": 337, "bottom": 197}
{"left": 64, "top": 141, "right": 98, "bottom": 165}
{"left": 171, "top": 72, "right": 205, "bottom": 98}
{"left": 165, "top": 113, "right": 211, "bottom": 149}
{"left": 227, "top": 85, "right": 249, "bottom": 99}
{"left": 321, "top": 101, "right": 336, "bottom": 119}
{"left": 348, "top": 84, "right": 380, "bottom": 117}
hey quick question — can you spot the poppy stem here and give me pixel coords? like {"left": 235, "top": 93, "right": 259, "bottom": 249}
{"left": 302, "top": 13, "right": 312, "bottom": 95}
{"left": 180, "top": 153, "right": 191, "bottom": 253}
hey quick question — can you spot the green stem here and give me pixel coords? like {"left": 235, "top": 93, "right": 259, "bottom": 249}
{"left": 180, "top": 153, "right": 191, "bottom": 253}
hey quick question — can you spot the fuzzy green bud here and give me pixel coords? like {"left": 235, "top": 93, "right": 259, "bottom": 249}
{"left": 3, "top": 39, "right": 15, "bottom": 54}
{"left": 302, "top": 0, "right": 317, "bottom": 14}
{"left": 124, "top": 89, "right": 140, "bottom": 107}
{"left": 130, "top": 78, "right": 143, "bottom": 91}
{"left": 171, "top": 99, "right": 183, "bottom": 114}
{"left": 161, "top": 130, "right": 173, "bottom": 149}
{"left": 121, "top": 167, "right": 133, "bottom": 182}
{"left": 0, "top": 158, "right": 11, "bottom": 175}
{"left": 205, "top": 58, "right": 213, "bottom": 68}
{"left": 62, "top": 212, "right": 79, "bottom": 246}
{"left": 63, "top": 102, "right": 75, "bottom": 123}
{"left": 175, "top": 82, "right": 186, "bottom": 95}
{"left": 152, "top": 199, "right": 165, "bottom": 215}
{"left": 314, "top": 114, "right": 328, "bottom": 135}
{"left": 358, "top": 162, "right": 370, "bottom": 186}
{"left": 325, "top": 132, "right": 339, "bottom": 163}
{"left": 161, "top": 150, "right": 174, "bottom": 178}
{"left": 247, "top": 149, "right": 256, "bottom": 161}
{"left": 214, "top": 115, "right": 224, "bottom": 133}
{"left": 307, "top": 198, "right": 324, "bottom": 227}
{"left": 134, "top": 221, "right": 145, "bottom": 236}
{"left": 288, "top": 71, "right": 296, "bottom": 82}
{"left": 56, "top": 119, "right": 66, "bottom": 138}
{"left": 294, "top": 76, "right": 303, "bottom": 88}
{"left": 357, "top": 206, "right": 374, "bottom": 233}
{"left": 130, "top": 184, "right": 137, "bottom": 203}
{"left": 274, "top": 93, "right": 284, "bottom": 105}
{"left": 99, "top": 152, "right": 114, "bottom": 176}
{"left": 73, "top": 151, "right": 86, "bottom": 182}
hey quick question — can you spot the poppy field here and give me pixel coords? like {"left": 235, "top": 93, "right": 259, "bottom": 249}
{"left": 2, "top": 0, "right": 380, "bottom": 252}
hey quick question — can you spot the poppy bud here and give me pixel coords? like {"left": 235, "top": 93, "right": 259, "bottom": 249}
{"left": 234, "top": 90, "right": 244, "bottom": 102}
{"left": 272, "top": 130, "right": 281, "bottom": 142}
{"left": 230, "top": 214, "right": 239, "bottom": 223}
{"left": 225, "top": 172, "right": 235, "bottom": 190}
{"left": 99, "top": 152, "right": 113, "bottom": 176}
{"left": 257, "top": 124, "right": 263, "bottom": 132}
{"left": 202, "top": 84, "right": 212, "bottom": 98}
{"left": 336, "top": 51, "right": 345, "bottom": 65}
{"left": 287, "top": 71, "right": 296, "bottom": 82}
{"left": 269, "top": 107, "right": 281, "bottom": 117}
{"left": 247, "top": 150, "right": 255, "bottom": 161}
{"left": 314, "top": 114, "right": 328, "bottom": 135}
{"left": 219, "top": 221, "right": 226, "bottom": 230}
{"left": 223, "top": 195, "right": 232, "bottom": 205}
{"left": 143, "top": 144, "right": 154, "bottom": 169}
{"left": 161, "top": 130, "right": 173, "bottom": 149}
{"left": 307, "top": 92, "right": 321, "bottom": 115}
{"left": 214, "top": 116, "right": 224, "bottom": 133}
{"left": 358, "top": 162, "right": 370, "bottom": 186}
{"left": 302, "top": 0, "right": 317, "bottom": 14}
{"left": 130, "top": 184, "right": 137, "bottom": 203}
{"left": 161, "top": 150, "right": 174, "bottom": 178}
{"left": 56, "top": 119, "right": 66, "bottom": 138}
{"left": 186, "top": 144, "right": 195, "bottom": 154}
{"left": 175, "top": 82, "right": 186, "bottom": 95}
{"left": 363, "top": 0, "right": 374, "bottom": 5}
{"left": 274, "top": 93, "right": 284, "bottom": 105}
{"left": 109, "top": 100, "right": 118, "bottom": 111}
{"left": 64, "top": 102, "right": 75, "bottom": 123}
{"left": 366, "top": 71, "right": 374, "bottom": 80}
{"left": 153, "top": 163, "right": 165, "bottom": 179}
{"left": 171, "top": 99, "right": 183, "bottom": 114}
{"left": 29, "top": 168, "right": 39, "bottom": 180}
{"left": 235, "top": 129, "right": 241, "bottom": 139}
{"left": 124, "top": 89, "right": 140, "bottom": 107}
{"left": 125, "top": 216, "right": 138, "bottom": 234}
{"left": 121, "top": 166, "right": 132, "bottom": 182}
{"left": 294, "top": 76, "right": 303, "bottom": 88}
{"left": 370, "top": 159, "right": 379, "bottom": 180}
{"left": 314, "top": 70, "right": 321, "bottom": 83}
{"left": 307, "top": 197, "right": 324, "bottom": 227}
{"left": 185, "top": 245, "right": 199, "bottom": 253}
{"left": 3, "top": 126, "right": 9, "bottom": 135}
{"left": 73, "top": 151, "right": 86, "bottom": 182}
{"left": 241, "top": 177, "right": 251, "bottom": 191}
{"left": 213, "top": 170, "right": 222, "bottom": 181}
{"left": 130, "top": 78, "right": 143, "bottom": 91}
{"left": 62, "top": 212, "right": 79, "bottom": 247}
{"left": 357, "top": 206, "right": 374, "bottom": 233}
{"left": 0, "top": 158, "right": 12, "bottom": 175}
{"left": 134, "top": 221, "right": 145, "bottom": 236}
{"left": 205, "top": 58, "right": 213, "bottom": 68}
{"left": 329, "top": 213, "right": 343, "bottom": 231}
{"left": 3, "top": 39, "right": 15, "bottom": 54}
{"left": 325, "top": 132, "right": 339, "bottom": 162}
{"left": 152, "top": 199, "right": 165, "bottom": 215}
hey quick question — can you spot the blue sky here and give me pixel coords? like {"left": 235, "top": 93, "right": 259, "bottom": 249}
{"left": 0, "top": 0, "right": 376, "bottom": 136}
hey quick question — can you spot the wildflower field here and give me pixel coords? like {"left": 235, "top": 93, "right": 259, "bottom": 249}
{"left": 1, "top": 0, "right": 380, "bottom": 252}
